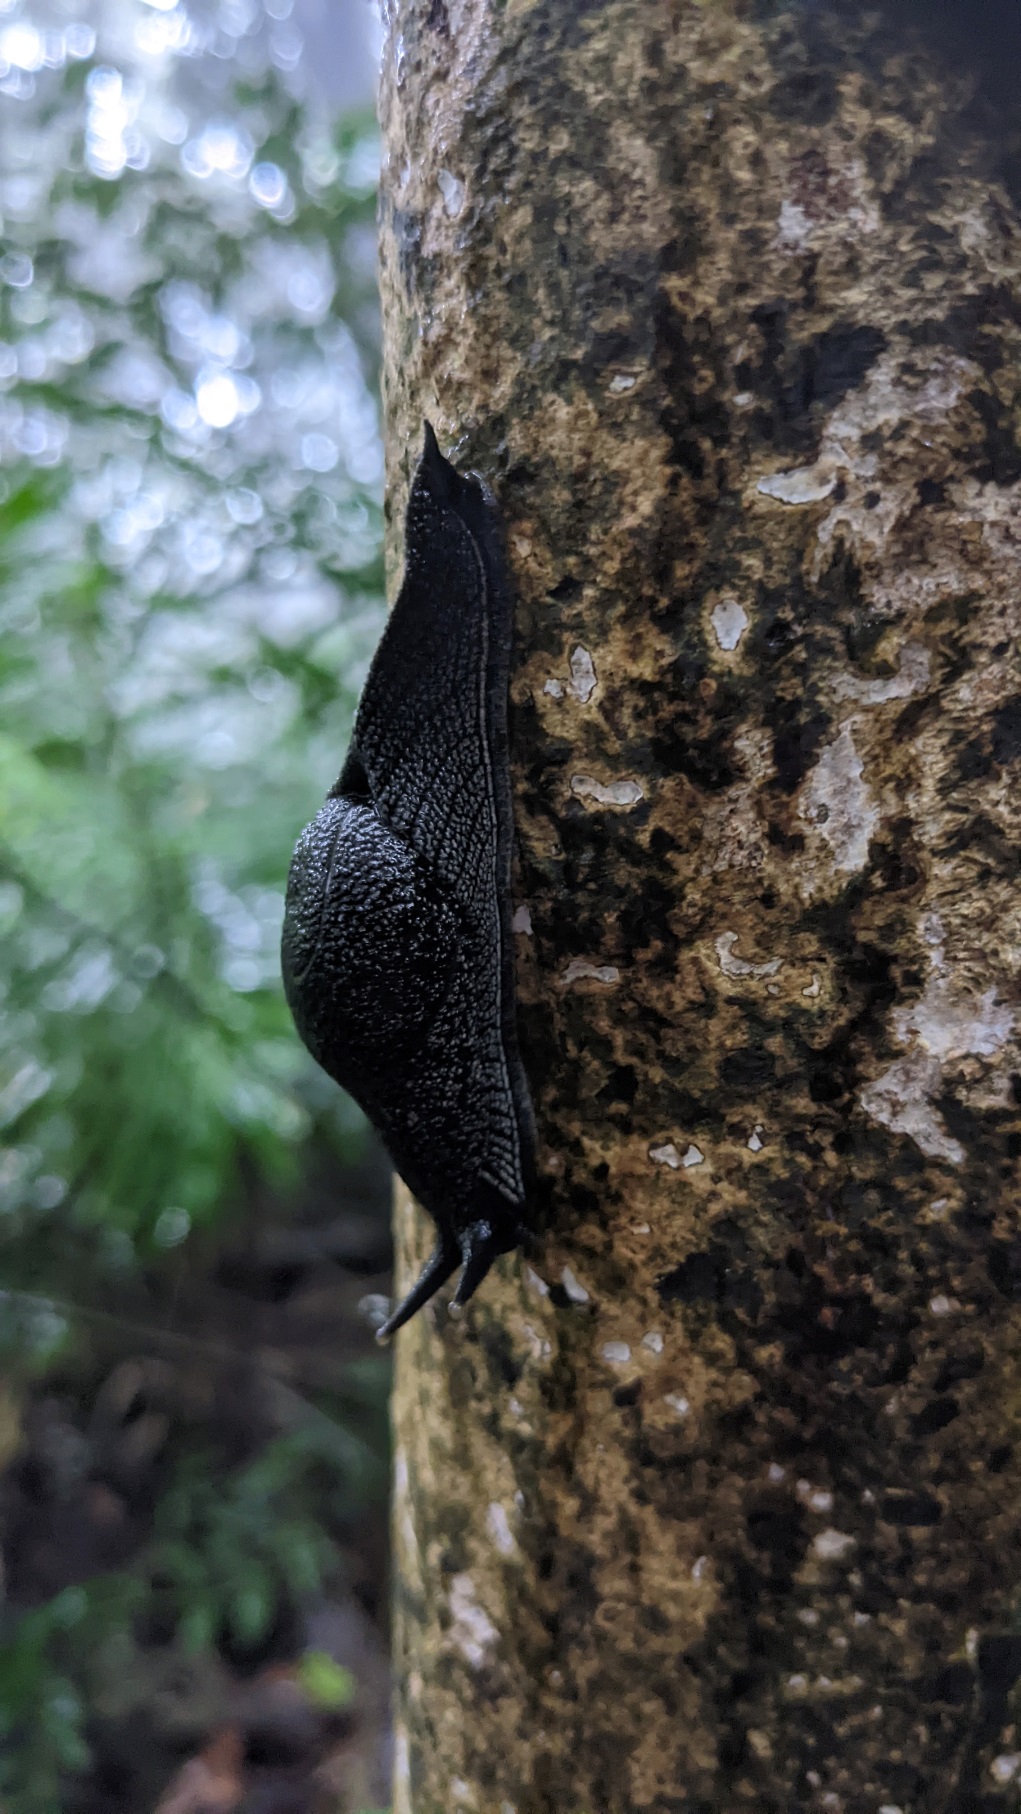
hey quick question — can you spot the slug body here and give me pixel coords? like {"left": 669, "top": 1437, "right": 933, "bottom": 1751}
{"left": 281, "top": 425, "right": 536, "bottom": 1339}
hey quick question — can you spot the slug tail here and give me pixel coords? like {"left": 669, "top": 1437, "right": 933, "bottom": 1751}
{"left": 450, "top": 1220, "right": 507, "bottom": 1311}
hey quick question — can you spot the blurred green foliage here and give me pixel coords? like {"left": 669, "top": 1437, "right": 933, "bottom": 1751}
{"left": 0, "top": 1, "right": 384, "bottom": 1303}
{"left": 0, "top": 0, "right": 390, "bottom": 1806}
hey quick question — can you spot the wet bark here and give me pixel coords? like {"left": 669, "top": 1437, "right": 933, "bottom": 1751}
{"left": 378, "top": 3, "right": 1021, "bottom": 1810}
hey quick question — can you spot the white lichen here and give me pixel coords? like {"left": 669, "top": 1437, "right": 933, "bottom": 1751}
{"left": 567, "top": 645, "right": 597, "bottom": 703}
{"left": 561, "top": 959, "right": 620, "bottom": 987}
{"left": 681, "top": 1144, "right": 704, "bottom": 1168}
{"left": 511, "top": 903, "right": 533, "bottom": 935}
{"left": 436, "top": 169, "right": 466, "bottom": 218}
{"left": 394, "top": 1727, "right": 411, "bottom": 1795}
{"left": 448, "top": 1574, "right": 499, "bottom": 1668}
{"left": 894, "top": 969, "right": 1013, "bottom": 1062}
{"left": 799, "top": 721, "right": 879, "bottom": 874}
{"left": 570, "top": 773, "right": 644, "bottom": 808}
{"left": 757, "top": 464, "right": 836, "bottom": 505}
{"left": 601, "top": 1341, "right": 631, "bottom": 1365}
{"left": 560, "top": 1265, "right": 590, "bottom": 1304}
{"left": 486, "top": 1502, "right": 516, "bottom": 1556}
{"left": 649, "top": 1142, "right": 682, "bottom": 1169}
{"left": 393, "top": 1448, "right": 421, "bottom": 1592}
{"left": 833, "top": 641, "right": 930, "bottom": 705}
{"left": 813, "top": 1529, "right": 856, "bottom": 1560}
{"left": 520, "top": 1322, "right": 552, "bottom": 1362}
{"left": 860, "top": 915, "right": 1014, "bottom": 1163}
{"left": 716, "top": 930, "right": 783, "bottom": 978}
{"left": 809, "top": 350, "right": 978, "bottom": 590}
{"left": 710, "top": 598, "right": 749, "bottom": 651}
{"left": 774, "top": 197, "right": 815, "bottom": 251}
{"left": 859, "top": 1053, "right": 964, "bottom": 1165}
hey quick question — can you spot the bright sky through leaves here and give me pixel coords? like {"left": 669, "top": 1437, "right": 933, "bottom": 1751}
{"left": 0, "top": 0, "right": 385, "bottom": 1293}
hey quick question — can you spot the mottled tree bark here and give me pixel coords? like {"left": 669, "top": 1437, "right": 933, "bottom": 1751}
{"left": 378, "top": 3, "right": 1021, "bottom": 1810}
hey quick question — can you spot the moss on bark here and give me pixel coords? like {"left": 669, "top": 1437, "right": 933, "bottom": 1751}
{"left": 380, "top": 3, "right": 1021, "bottom": 1808}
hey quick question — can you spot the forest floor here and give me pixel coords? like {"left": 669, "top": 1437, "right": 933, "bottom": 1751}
{"left": 0, "top": 1144, "right": 394, "bottom": 1814}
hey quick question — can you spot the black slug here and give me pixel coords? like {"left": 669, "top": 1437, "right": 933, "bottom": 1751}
{"left": 281, "top": 424, "right": 536, "bottom": 1340}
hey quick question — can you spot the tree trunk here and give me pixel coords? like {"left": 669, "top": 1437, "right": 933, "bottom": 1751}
{"left": 378, "top": 3, "right": 1021, "bottom": 1809}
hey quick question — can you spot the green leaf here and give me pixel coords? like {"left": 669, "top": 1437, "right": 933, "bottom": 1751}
{"left": 227, "top": 1566, "right": 276, "bottom": 1646}
{"left": 177, "top": 1602, "right": 218, "bottom": 1658}
{"left": 274, "top": 1522, "right": 325, "bottom": 1600}
{"left": 299, "top": 1652, "right": 357, "bottom": 1711}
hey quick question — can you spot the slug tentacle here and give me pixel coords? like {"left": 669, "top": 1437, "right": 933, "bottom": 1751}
{"left": 374, "top": 1240, "right": 460, "bottom": 1344}
{"left": 281, "top": 423, "right": 536, "bottom": 1332}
